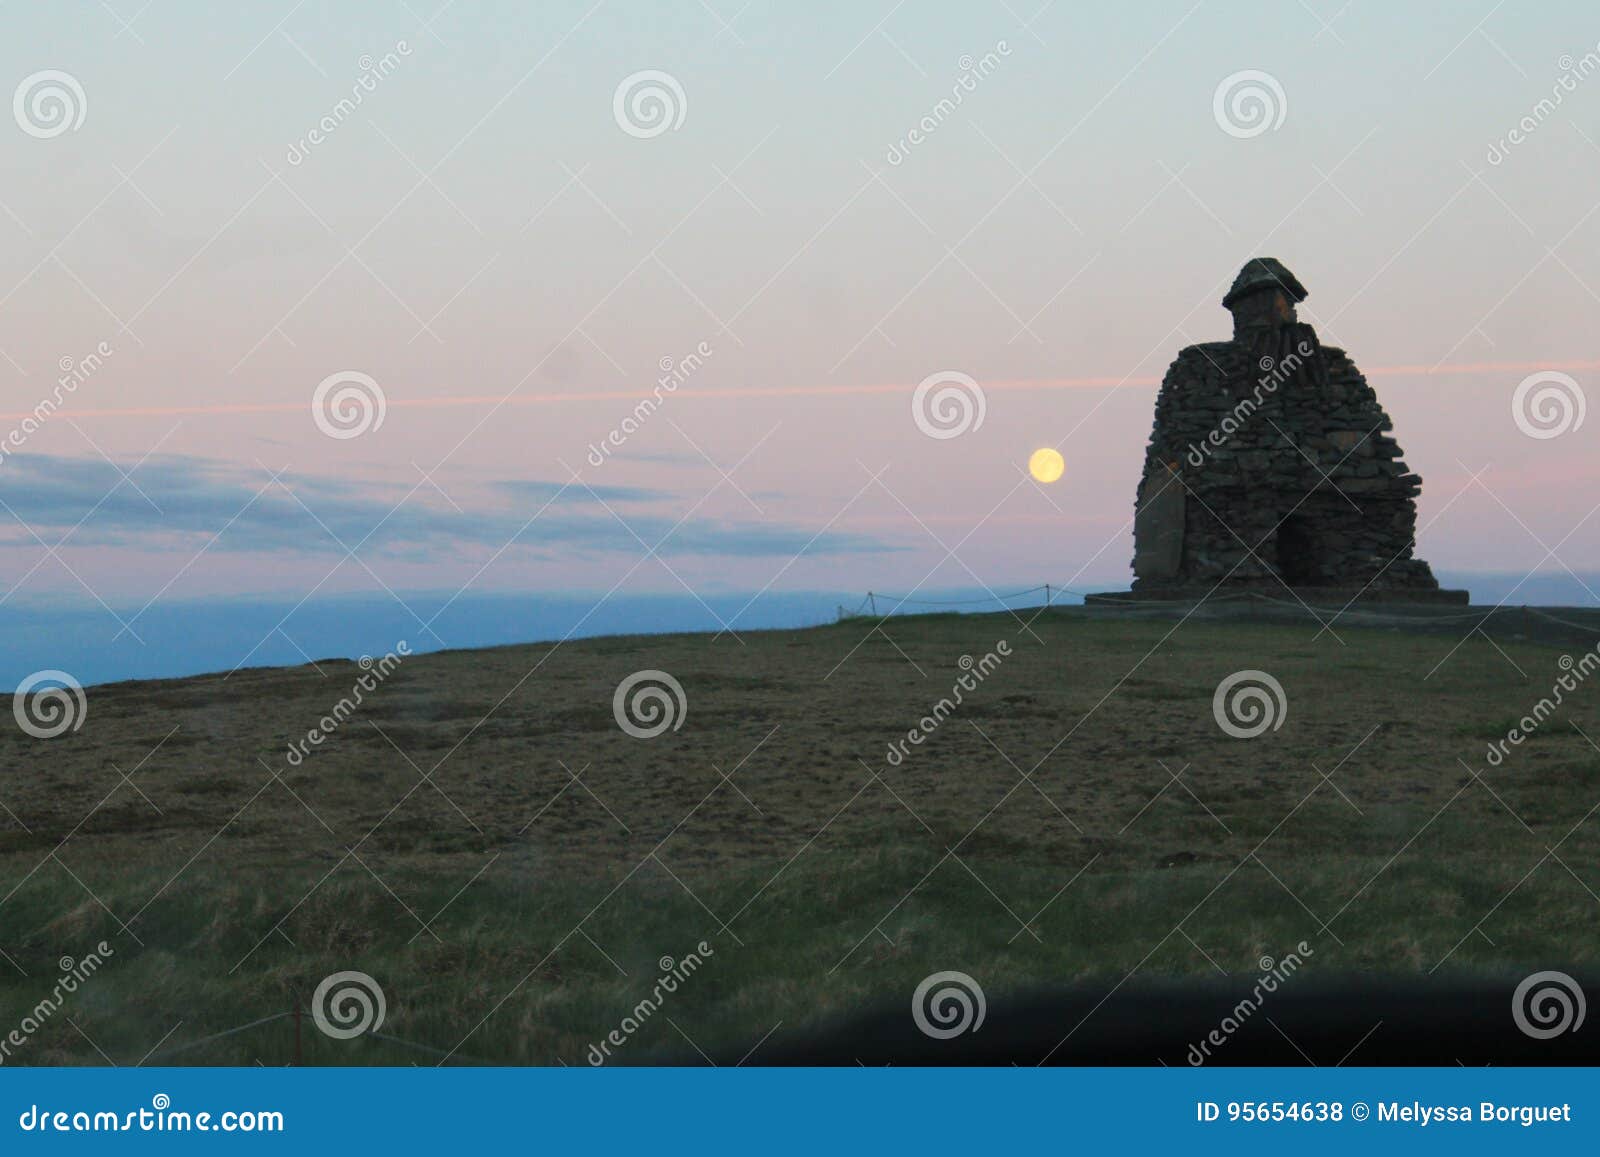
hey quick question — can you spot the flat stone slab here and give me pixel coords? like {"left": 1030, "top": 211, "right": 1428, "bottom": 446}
{"left": 1131, "top": 473, "right": 1185, "bottom": 582}
{"left": 1085, "top": 586, "right": 1471, "bottom": 606}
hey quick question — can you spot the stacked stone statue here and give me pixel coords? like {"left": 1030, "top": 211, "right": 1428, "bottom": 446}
{"left": 1103, "top": 258, "right": 1465, "bottom": 603}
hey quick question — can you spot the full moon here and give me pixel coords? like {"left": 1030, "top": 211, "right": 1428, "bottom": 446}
{"left": 1028, "top": 447, "right": 1064, "bottom": 483}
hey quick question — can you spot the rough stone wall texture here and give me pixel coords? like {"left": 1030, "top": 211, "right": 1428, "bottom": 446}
{"left": 1130, "top": 263, "right": 1442, "bottom": 593}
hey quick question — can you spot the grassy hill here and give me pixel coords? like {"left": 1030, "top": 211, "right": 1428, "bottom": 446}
{"left": 2, "top": 608, "right": 1597, "bottom": 1065}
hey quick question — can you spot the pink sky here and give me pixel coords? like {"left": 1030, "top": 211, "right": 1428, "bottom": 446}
{"left": 3, "top": 2, "right": 1599, "bottom": 606}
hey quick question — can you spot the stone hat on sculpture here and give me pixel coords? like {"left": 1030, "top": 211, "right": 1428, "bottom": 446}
{"left": 1090, "top": 257, "right": 1465, "bottom": 605}
{"left": 1220, "top": 257, "right": 1308, "bottom": 309}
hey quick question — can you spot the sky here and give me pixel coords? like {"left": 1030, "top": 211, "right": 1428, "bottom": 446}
{"left": 3, "top": 1, "right": 1600, "bottom": 673}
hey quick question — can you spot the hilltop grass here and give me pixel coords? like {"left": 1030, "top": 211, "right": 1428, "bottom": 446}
{"left": 2, "top": 610, "right": 1598, "bottom": 1065}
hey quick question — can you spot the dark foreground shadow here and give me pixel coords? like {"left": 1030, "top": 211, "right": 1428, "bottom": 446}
{"left": 713, "top": 975, "right": 1595, "bottom": 1066}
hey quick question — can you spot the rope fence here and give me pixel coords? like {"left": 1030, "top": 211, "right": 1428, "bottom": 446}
{"left": 842, "top": 583, "right": 1091, "bottom": 618}
{"left": 838, "top": 584, "right": 1294, "bottom": 618}
{"left": 1524, "top": 605, "right": 1600, "bottom": 634}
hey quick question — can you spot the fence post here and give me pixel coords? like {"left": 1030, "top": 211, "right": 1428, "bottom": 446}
{"left": 868, "top": 591, "right": 877, "bottom": 617}
{"left": 293, "top": 1004, "right": 303, "bottom": 1066}
{"left": 1044, "top": 583, "right": 1052, "bottom": 607}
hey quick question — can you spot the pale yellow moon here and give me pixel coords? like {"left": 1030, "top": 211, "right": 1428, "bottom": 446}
{"left": 1028, "top": 447, "right": 1064, "bottom": 483}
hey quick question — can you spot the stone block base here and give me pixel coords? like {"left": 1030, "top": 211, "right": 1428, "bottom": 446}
{"left": 1085, "top": 586, "right": 1470, "bottom": 607}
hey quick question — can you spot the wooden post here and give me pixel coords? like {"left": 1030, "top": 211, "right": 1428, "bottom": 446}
{"left": 868, "top": 591, "right": 877, "bottom": 617}
{"left": 293, "top": 1005, "right": 303, "bottom": 1067}
{"left": 1044, "top": 583, "right": 1052, "bottom": 607}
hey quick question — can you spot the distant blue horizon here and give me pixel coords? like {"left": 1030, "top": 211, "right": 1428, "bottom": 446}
{"left": 1, "top": 587, "right": 953, "bottom": 691}
{"left": 1, "top": 571, "right": 1592, "bottom": 691}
